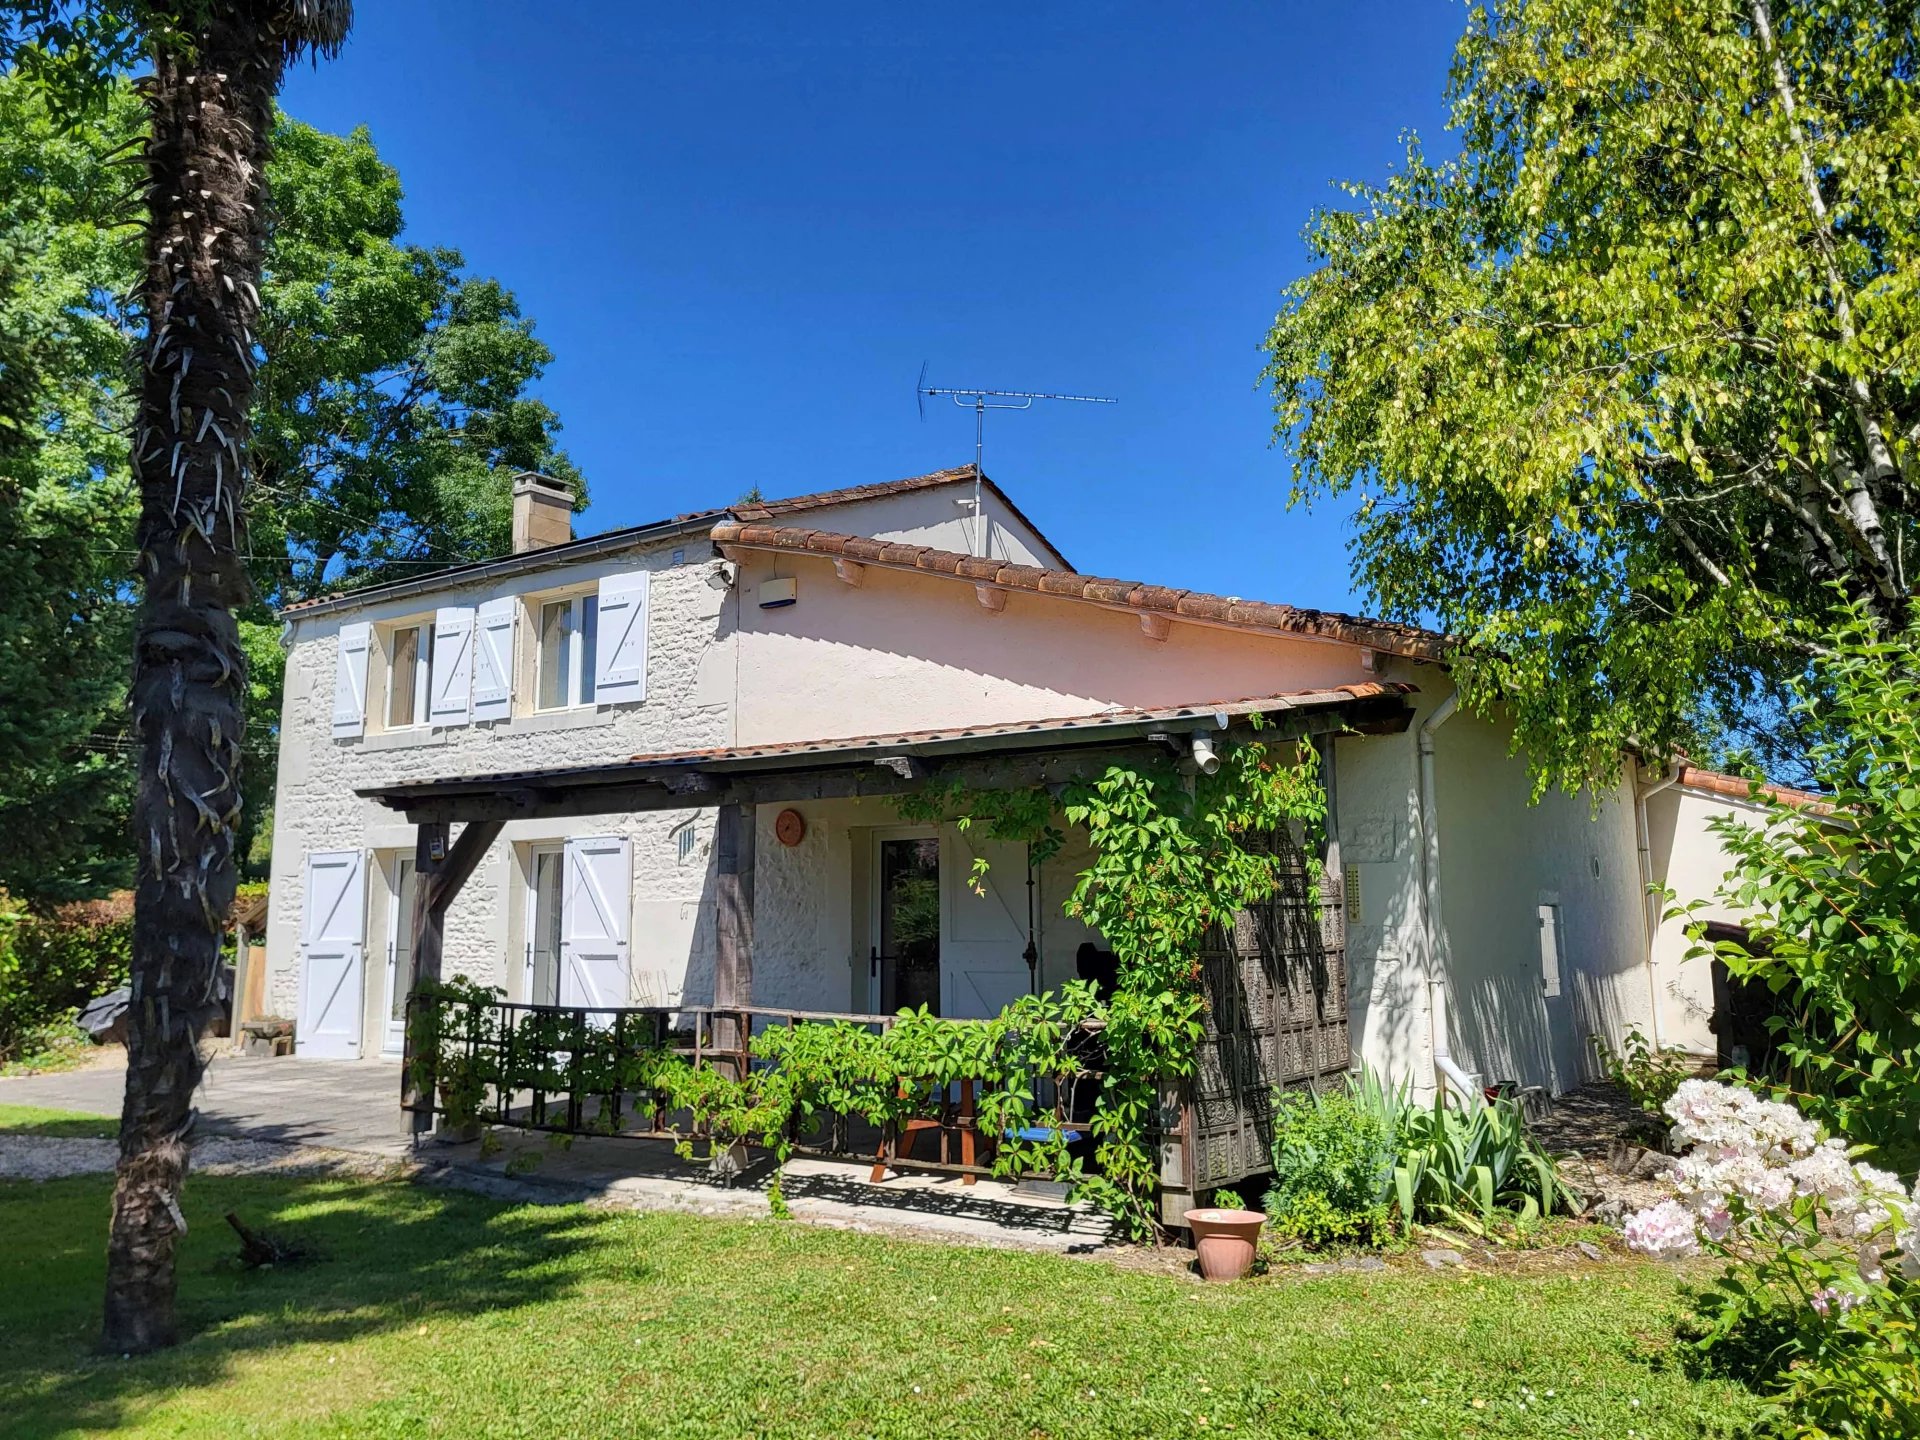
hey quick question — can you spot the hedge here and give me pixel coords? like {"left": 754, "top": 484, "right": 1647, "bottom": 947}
{"left": 0, "top": 890, "right": 134, "bottom": 1060}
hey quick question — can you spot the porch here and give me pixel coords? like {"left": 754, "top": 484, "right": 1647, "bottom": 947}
{"left": 359, "top": 685, "right": 1412, "bottom": 1226}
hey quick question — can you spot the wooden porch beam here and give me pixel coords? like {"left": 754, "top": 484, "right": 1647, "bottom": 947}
{"left": 712, "top": 802, "right": 755, "bottom": 1062}
{"left": 401, "top": 818, "right": 504, "bottom": 1135}
{"left": 379, "top": 703, "right": 1413, "bottom": 827}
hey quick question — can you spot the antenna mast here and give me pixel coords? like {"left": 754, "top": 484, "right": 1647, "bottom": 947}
{"left": 916, "top": 364, "right": 1116, "bottom": 556}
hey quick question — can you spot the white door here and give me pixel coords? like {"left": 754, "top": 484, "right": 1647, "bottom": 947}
{"left": 941, "top": 830, "right": 1036, "bottom": 1020}
{"left": 300, "top": 849, "right": 366, "bottom": 1059}
{"left": 561, "top": 835, "right": 631, "bottom": 1020}
{"left": 381, "top": 855, "right": 418, "bottom": 1054}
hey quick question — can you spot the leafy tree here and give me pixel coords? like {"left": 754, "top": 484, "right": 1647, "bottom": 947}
{"left": 1262, "top": 0, "right": 1920, "bottom": 789}
{"left": 0, "top": 71, "right": 582, "bottom": 888}
{"left": 3, "top": 0, "right": 355, "bottom": 1355}
{"left": 0, "top": 174, "right": 134, "bottom": 899}
{"left": 1682, "top": 603, "right": 1920, "bottom": 1173}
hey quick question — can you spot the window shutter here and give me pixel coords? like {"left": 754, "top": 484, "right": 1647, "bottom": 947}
{"left": 331, "top": 621, "right": 371, "bottom": 739}
{"left": 471, "top": 597, "right": 516, "bottom": 723}
{"left": 428, "top": 605, "right": 475, "bottom": 727}
{"left": 594, "top": 572, "right": 649, "bottom": 705}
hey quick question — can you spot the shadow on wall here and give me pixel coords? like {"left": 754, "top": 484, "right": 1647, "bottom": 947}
{"left": 1343, "top": 852, "right": 1429, "bottom": 1094}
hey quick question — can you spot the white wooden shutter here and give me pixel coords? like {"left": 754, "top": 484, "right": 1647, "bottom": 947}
{"left": 594, "top": 572, "right": 649, "bottom": 705}
{"left": 427, "top": 605, "right": 474, "bottom": 727}
{"left": 470, "top": 597, "right": 516, "bottom": 723}
{"left": 561, "top": 835, "right": 632, "bottom": 1021}
{"left": 330, "top": 621, "right": 371, "bottom": 739}
{"left": 299, "top": 849, "right": 366, "bottom": 1059}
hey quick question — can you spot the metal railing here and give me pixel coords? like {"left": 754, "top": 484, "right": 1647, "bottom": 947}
{"left": 400, "top": 997, "right": 1093, "bottom": 1183}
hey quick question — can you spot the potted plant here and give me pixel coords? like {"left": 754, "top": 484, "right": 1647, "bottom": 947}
{"left": 1185, "top": 1198, "right": 1266, "bottom": 1282}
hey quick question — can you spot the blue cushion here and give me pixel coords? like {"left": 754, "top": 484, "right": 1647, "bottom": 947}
{"left": 1007, "top": 1125, "right": 1084, "bottom": 1144}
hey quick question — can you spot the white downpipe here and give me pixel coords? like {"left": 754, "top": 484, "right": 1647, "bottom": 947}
{"left": 1633, "top": 764, "right": 1680, "bottom": 1050}
{"left": 1416, "top": 692, "right": 1479, "bottom": 1105}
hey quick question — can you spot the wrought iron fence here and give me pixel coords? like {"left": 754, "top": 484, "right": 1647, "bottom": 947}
{"left": 401, "top": 995, "right": 1099, "bottom": 1184}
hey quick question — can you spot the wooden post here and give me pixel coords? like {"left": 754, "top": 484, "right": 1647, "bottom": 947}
{"left": 400, "top": 819, "right": 504, "bottom": 1136}
{"left": 712, "top": 802, "right": 756, "bottom": 1068}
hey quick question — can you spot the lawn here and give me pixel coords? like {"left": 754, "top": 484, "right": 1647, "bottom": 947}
{"left": 0, "top": 1170, "right": 1764, "bottom": 1439}
{"left": 0, "top": 1104, "right": 119, "bottom": 1138}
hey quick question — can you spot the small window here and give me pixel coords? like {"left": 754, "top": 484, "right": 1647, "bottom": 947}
{"left": 537, "top": 594, "right": 598, "bottom": 710}
{"left": 387, "top": 622, "right": 432, "bottom": 728}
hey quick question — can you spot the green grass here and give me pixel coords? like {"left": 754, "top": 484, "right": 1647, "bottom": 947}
{"left": 0, "top": 1103, "right": 119, "bottom": 1138}
{"left": 0, "top": 1025, "right": 103, "bottom": 1078}
{"left": 0, "top": 1172, "right": 1764, "bottom": 1439}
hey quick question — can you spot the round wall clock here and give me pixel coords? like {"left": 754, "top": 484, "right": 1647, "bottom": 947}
{"left": 774, "top": 808, "right": 806, "bottom": 847}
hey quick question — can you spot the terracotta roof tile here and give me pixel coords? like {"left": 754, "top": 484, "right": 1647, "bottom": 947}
{"left": 1674, "top": 766, "right": 1832, "bottom": 813}
{"left": 708, "top": 521, "right": 1451, "bottom": 662}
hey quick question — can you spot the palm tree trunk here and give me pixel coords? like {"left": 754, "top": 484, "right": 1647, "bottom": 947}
{"left": 104, "top": 0, "right": 351, "bottom": 1356}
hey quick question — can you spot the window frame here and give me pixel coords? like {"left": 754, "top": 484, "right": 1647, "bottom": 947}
{"left": 534, "top": 591, "right": 599, "bottom": 712}
{"left": 384, "top": 619, "right": 434, "bottom": 730}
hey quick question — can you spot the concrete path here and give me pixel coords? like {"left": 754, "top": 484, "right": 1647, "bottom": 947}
{"left": 1, "top": 1052, "right": 415, "bottom": 1156}
{"left": 1, "top": 1053, "right": 1115, "bottom": 1254}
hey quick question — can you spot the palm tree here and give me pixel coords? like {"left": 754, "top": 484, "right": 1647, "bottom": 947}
{"left": 103, "top": 0, "right": 352, "bottom": 1354}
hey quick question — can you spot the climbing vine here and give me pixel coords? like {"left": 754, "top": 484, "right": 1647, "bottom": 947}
{"left": 899, "top": 724, "right": 1328, "bottom": 1232}
{"left": 408, "top": 726, "right": 1328, "bottom": 1240}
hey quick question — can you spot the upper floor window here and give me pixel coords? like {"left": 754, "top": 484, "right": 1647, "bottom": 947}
{"left": 537, "top": 594, "right": 598, "bottom": 710}
{"left": 386, "top": 621, "right": 433, "bottom": 729}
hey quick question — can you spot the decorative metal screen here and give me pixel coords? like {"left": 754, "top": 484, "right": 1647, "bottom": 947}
{"left": 1186, "top": 826, "right": 1350, "bottom": 1192}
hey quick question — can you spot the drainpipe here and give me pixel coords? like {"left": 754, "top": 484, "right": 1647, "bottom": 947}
{"left": 1416, "top": 692, "right": 1479, "bottom": 1105}
{"left": 1633, "top": 762, "right": 1680, "bottom": 1050}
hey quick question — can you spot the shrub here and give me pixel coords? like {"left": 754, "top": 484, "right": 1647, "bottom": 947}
{"left": 0, "top": 890, "right": 134, "bottom": 1060}
{"left": 1264, "top": 1087, "right": 1395, "bottom": 1248}
{"left": 1677, "top": 605, "right": 1920, "bottom": 1172}
{"left": 1592, "top": 1025, "right": 1696, "bottom": 1116}
{"left": 1391, "top": 1086, "right": 1575, "bottom": 1232}
{"left": 1627, "top": 1079, "right": 1920, "bottom": 1439}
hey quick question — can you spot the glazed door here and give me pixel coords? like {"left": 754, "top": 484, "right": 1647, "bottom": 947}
{"left": 873, "top": 833, "right": 941, "bottom": 1015}
{"left": 381, "top": 854, "right": 417, "bottom": 1054}
{"left": 524, "top": 844, "right": 565, "bottom": 1006}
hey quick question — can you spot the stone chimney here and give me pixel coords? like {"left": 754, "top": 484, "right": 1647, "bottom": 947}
{"left": 511, "top": 471, "right": 574, "bottom": 553}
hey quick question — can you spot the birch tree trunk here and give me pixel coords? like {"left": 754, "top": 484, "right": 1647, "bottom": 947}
{"left": 105, "top": 0, "right": 350, "bottom": 1357}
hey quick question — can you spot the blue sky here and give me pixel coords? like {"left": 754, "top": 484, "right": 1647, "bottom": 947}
{"left": 280, "top": 3, "right": 1463, "bottom": 611}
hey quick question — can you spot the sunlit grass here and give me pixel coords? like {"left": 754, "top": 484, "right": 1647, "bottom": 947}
{"left": 0, "top": 1170, "right": 1764, "bottom": 1438}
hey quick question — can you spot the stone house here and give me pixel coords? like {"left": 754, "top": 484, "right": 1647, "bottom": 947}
{"left": 265, "top": 465, "right": 1767, "bottom": 1107}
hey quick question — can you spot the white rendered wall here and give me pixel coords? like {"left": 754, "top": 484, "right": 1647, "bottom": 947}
{"left": 793, "top": 485, "right": 1065, "bottom": 569}
{"left": 1333, "top": 684, "right": 1656, "bottom": 1098}
{"left": 1642, "top": 784, "right": 1763, "bottom": 1056}
{"left": 729, "top": 549, "right": 1376, "bottom": 747}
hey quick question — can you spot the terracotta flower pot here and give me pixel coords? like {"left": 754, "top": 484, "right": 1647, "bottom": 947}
{"left": 1186, "top": 1208, "right": 1266, "bottom": 1282}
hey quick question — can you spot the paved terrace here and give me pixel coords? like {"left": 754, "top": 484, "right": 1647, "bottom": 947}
{"left": 0, "top": 1053, "right": 1115, "bottom": 1254}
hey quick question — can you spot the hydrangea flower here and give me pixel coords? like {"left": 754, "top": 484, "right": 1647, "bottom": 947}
{"left": 1624, "top": 1199, "right": 1699, "bottom": 1258}
{"left": 1625, "top": 1081, "right": 1916, "bottom": 1282}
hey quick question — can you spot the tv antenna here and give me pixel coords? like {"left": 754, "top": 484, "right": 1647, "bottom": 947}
{"left": 916, "top": 361, "right": 1116, "bottom": 556}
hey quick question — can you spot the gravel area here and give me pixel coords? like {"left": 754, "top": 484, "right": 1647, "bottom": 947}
{"left": 1529, "top": 1080, "right": 1675, "bottom": 1219}
{"left": 0, "top": 1134, "right": 404, "bottom": 1183}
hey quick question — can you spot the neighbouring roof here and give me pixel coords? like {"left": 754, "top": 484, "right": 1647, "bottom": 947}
{"left": 1672, "top": 764, "right": 1831, "bottom": 812}
{"left": 359, "top": 684, "right": 1417, "bottom": 815}
{"left": 711, "top": 522, "right": 1450, "bottom": 663}
{"left": 279, "top": 465, "right": 1064, "bottom": 619}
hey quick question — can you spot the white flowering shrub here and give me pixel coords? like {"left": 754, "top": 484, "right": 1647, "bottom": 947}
{"left": 1626, "top": 1080, "right": 1920, "bottom": 1438}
